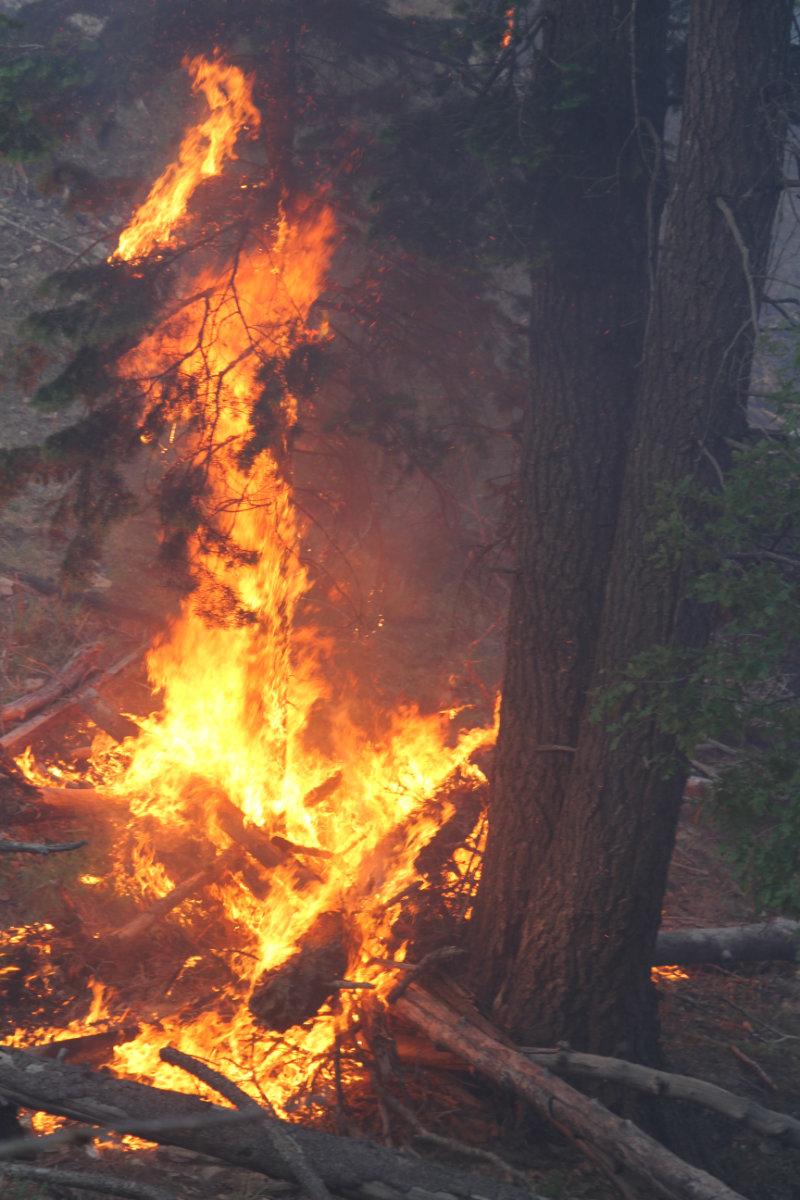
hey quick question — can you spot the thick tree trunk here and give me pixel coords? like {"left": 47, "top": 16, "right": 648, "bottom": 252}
{"left": 470, "top": 0, "right": 668, "bottom": 1006}
{"left": 474, "top": 0, "right": 791, "bottom": 1057}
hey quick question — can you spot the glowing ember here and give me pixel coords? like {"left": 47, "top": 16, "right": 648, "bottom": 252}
{"left": 6, "top": 54, "right": 496, "bottom": 1119}
{"left": 651, "top": 964, "right": 689, "bottom": 983}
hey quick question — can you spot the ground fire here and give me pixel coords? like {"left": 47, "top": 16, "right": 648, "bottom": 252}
{"left": 0, "top": 55, "right": 495, "bottom": 1119}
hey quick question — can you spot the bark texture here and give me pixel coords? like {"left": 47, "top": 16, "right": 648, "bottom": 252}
{"left": 472, "top": 0, "right": 792, "bottom": 1056}
{"left": 470, "top": 0, "right": 667, "bottom": 1004}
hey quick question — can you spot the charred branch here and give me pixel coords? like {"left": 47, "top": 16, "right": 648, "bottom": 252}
{"left": 0, "top": 837, "right": 87, "bottom": 855}
{"left": 0, "top": 1046, "right": 543, "bottom": 1200}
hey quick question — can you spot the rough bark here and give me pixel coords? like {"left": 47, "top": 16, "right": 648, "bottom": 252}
{"left": 470, "top": 0, "right": 668, "bottom": 1007}
{"left": 474, "top": 0, "right": 792, "bottom": 1056}
{"left": 249, "top": 910, "right": 350, "bottom": 1031}
{"left": 0, "top": 1047, "right": 541, "bottom": 1200}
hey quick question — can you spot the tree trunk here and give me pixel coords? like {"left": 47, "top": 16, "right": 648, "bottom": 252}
{"left": 470, "top": 0, "right": 668, "bottom": 1008}
{"left": 473, "top": 0, "right": 792, "bottom": 1058}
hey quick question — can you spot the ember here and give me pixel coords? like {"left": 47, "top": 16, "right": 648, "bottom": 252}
{"left": 4, "top": 54, "right": 494, "bottom": 1118}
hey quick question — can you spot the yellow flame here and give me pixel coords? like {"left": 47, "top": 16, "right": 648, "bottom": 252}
{"left": 9, "top": 54, "right": 497, "bottom": 1118}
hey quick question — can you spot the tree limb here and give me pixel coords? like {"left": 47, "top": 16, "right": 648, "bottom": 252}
{"left": 0, "top": 1047, "right": 540, "bottom": 1200}
{"left": 394, "top": 984, "right": 748, "bottom": 1200}
{"left": 0, "top": 1163, "right": 175, "bottom": 1200}
{"left": 160, "top": 1045, "right": 333, "bottom": 1200}
{"left": 520, "top": 1047, "right": 800, "bottom": 1147}
{"left": 654, "top": 919, "right": 800, "bottom": 966}
{"left": 0, "top": 838, "right": 87, "bottom": 855}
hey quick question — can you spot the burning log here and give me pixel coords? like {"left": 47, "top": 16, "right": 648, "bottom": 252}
{"left": 214, "top": 794, "right": 322, "bottom": 886}
{"left": 0, "top": 643, "right": 102, "bottom": 727}
{"left": 654, "top": 918, "right": 800, "bottom": 966}
{"left": 249, "top": 910, "right": 350, "bottom": 1031}
{"left": 78, "top": 688, "right": 140, "bottom": 743}
{"left": 107, "top": 848, "right": 240, "bottom": 944}
{"left": 0, "top": 1046, "right": 542, "bottom": 1200}
{"left": 31, "top": 1026, "right": 141, "bottom": 1067}
{"left": 394, "top": 983, "right": 750, "bottom": 1200}
{"left": 0, "top": 644, "right": 147, "bottom": 755}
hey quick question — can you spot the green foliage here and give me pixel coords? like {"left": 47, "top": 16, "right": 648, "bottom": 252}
{"left": 0, "top": 16, "right": 94, "bottom": 160}
{"left": 597, "top": 387, "right": 800, "bottom": 912}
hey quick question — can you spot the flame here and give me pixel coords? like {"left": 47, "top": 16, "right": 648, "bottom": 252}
{"left": 113, "top": 55, "right": 260, "bottom": 263}
{"left": 2, "top": 55, "right": 496, "bottom": 1117}
{"left": 501, "top": 6, "right": 516, "bottom": 49}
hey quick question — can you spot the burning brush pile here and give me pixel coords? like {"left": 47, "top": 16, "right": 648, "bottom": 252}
{"left": 0, "top": 56, "right": 495, "bottom": 1126}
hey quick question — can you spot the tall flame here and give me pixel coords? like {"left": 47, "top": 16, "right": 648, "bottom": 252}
{"left": 9, "top": 55, "right": 496, "bottom": 1116}
{"left": 113, "top": 56, "right": 260, "bottom": 262}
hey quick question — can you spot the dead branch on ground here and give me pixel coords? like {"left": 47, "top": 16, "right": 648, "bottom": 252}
{"left": 0, "top": 644, "right": 147, "bottom": 754}
{"left": 161, "top": 1045, "right": 332, "bottom": 1200}
{"left": 0, "top": 1163, "right": 176, "bottom": 1200}
{"left": 0, "top": 1046, "right": 543, "bottom": 1200}
{"left": 521, "top": 1046, "right": 800, "bottom": 1147}
{"left": 0, "top": 642, "right": 102, "bottom": 726}
{"left": 654, "top": 919, "right": 800, "bottom": 966}
{"left": 0, "top": 837, "right": 87, "bottom": 854}
{"left": 394, "top": 983, "right": 748, "bottom": 1200}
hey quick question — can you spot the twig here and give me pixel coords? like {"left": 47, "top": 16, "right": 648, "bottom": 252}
{"left": 728, "top": 1044, "right": 777, "bottom": 1091}
{"left": 0, "top": 1164, "right": 175, "bottom": 1200}
{"left": 0, "top": 838, "right": 87, "bottom": 855}
{"left": 0, "top": 209, "right": 85, "bottom": 256}
{"left": 386, "top": 946, "right": 465, "bottom": 1003}
{"left": 382, "top": 1093, "right": 533, "bottom": 1191}
{"left": 160, "top": 1046, "right": 332, "bottom": 1200}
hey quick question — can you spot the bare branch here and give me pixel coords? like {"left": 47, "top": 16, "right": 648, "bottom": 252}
{"left": 0, "top": 838, "right": 87, "bottom": 855}
{"left": 0, "top": 1163, "right": 175, "bottom": 1200}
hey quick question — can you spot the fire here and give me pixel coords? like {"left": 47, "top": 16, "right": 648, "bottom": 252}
{"left": 3, "top": 55, "right": 495, "bottom": 1118}
{"left": 112, "top": 55, "right": 260, "bottom": 263}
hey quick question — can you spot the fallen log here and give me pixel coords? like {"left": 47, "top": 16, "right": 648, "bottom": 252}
{"left": 78, "top": 688, "right": 140, "bottom": 743}
{"left": 0, "top": 1164, "right": 175, "bottom": 1200}
{"left": 0, "top": 644, "right": 147, "bottom": 754}
{"left": 394, "top": 984, "right": 747, "bottom": 1200}
{"left": 160, "top": 1045, "right": 332, "bottom": 1200}
{"left": 520, "top": 1047, "right": 800, "bottom": 1149}
{"left": 0, "top": 559, "right": 159, "bottom": 627}
{"left": 0, "top": 642, "right": 102, "bottom": 726}
{"left": 31, "top": 1025, "right": 141, "bottom": 1067}
{"left": 249, "top": 910, "right": 351, "bottom": 1031}
{"left": 654, "top": 919, "right": 800, "bottom": 966}
{"left": 0, "top": 1046, "right": 543, "bottom": 1200}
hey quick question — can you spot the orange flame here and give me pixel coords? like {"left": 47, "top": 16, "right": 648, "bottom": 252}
{"left": 113, "top": 55, "right": 260, "bottom": 262}
{"left": 5, "top": 55, "right": 497, "bottom": 1115}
